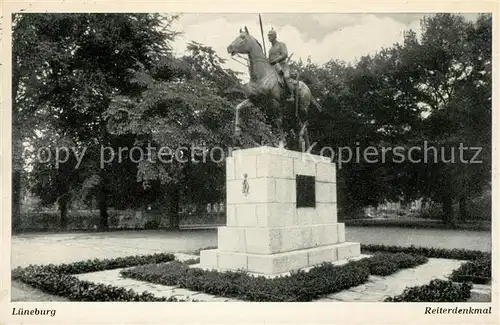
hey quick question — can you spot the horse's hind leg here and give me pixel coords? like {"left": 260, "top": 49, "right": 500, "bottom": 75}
{"left": 304, "top": 123, "right": 311, "bottom": 149}
{"left": 276, "top": 115, "right": 286, "bottom": 148}
{"left": 235, "top": 99, "right": 252, "bottom": 136}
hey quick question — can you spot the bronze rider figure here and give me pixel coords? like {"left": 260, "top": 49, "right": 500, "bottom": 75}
{"left": 267, "top": 29, "right": 295, "bottom": 102}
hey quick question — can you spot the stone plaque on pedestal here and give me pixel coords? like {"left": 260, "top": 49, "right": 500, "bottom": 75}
{"left": 196, "top": 146, "right": 361, "bottom": 276}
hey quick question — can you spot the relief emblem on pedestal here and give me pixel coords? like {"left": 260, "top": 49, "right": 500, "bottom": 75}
{"left": 242, "top": 173, "right": 250, "bottom": 196}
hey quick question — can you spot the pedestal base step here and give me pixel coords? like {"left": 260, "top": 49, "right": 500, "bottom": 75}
{"left": 191, "top": 254, "right": 370, "bottom": 279}
{"left": 198, "top": 242, "right": 361, "bottom": 276}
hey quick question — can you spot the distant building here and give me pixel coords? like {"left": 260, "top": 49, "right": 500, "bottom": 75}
{"left": 364, "top": 198, "right": 429, "bottom": 217}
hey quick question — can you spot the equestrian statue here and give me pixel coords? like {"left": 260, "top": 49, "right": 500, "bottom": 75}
{"left": 227, "top": 26, "right": 322, "bottom": 150}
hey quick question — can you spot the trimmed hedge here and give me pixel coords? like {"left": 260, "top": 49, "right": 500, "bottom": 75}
{"left": 15, "top": 244, "right": 489, "bottom": 302}
{"left": 197, "top": 244, "right": 490, "bottom": 261}
{"left": 345, "top": 219, "right": 490, "bottom": 231}
{"left": 449, "top": 258, "right": 492, "bottom": 284}
{"left": 120, "top": 252, "right": 428, "bottom": 302}
{"left": 358, "top": 253, "right": 428, "bottom": 276}
{"left": 12, "top": 253, "right": 177, "bottom": 276}
{"left": 193, "top": 246, "right": 218, "bottom": 256}
{"left": 13, "top": 270, "right": 179, "bottom": 301}
{"left": 122, "top": 261, "right": 369, "bottom": 302}
{"left": 361, "top": 244, "right": 490, "bottom": 261}
{"left": 384, "top": 279, "right": 473, "bottom": 302}
{"left": 12, "top": 253, "right": 181, "bottom": 302}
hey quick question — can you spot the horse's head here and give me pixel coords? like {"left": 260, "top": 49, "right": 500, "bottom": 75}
{"left": 227, "top": 26, "right": 262, "bottom": 56}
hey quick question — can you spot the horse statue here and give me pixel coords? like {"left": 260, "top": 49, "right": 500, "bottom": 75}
{"left": 227, "top": 26, "right": 322, "bottom": 150}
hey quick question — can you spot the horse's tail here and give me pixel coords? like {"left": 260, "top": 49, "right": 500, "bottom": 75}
{"left": 310, "top": 95, "right": 322, "bottom": 112}
{"left": 298, "top": 79, "right": 322, "bottom": 113}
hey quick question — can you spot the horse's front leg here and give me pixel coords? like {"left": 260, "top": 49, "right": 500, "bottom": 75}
{"left": 269, "top": 99, "right": 286, "bottom": 148}
{"left": 235, "top": 99, "right": 253, "bottom": 136}
{"left": 299, "top": 120, "right": 309, "bottom": 151}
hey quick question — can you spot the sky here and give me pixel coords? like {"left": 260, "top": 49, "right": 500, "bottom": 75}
{"left": 168, "top": 13, "right": 479, "bottom": 82}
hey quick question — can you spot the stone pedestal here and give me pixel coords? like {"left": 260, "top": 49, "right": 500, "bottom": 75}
{"left": 197, "top": 146, "right": 361, "bottom": 276}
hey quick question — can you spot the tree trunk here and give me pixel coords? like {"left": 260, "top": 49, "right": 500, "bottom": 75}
{"left": 169, "top": 183, "right": 180, "bottom": 230}
{"left": 98, "top": 119, "right": 109, "bottom": 231}
{"left": 12, "top": 58, "right": 22, "bottom": 233}
{"left": 12, "top": 170, "right": 22, "bottom": 233}
{"left": 12, "top": 124, "right": 23, "bottom": 233}
{"left": 98, "top": 192, "right": 109, "bottom": 231}
{"left": 459, "top": 195, "right": 467, "bottom": 222}
{"left": 98, "top": 169, "right": 109, "bottom": 231}
{"left": 59, "top": 194, "right": 69, "bottom": 230}
{"left": 442, "top": 193, "right": 454, "bottom": 225}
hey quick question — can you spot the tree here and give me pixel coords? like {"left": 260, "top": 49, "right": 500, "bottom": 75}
{"left": 289, "top": 50, "right": 424, "bottom": 217}
{"left": 30, "top": 135, "right": 80, "bottom": 229}
{"left": 403, "top": 14, "right": 492, "bottom": 223}
{"left": 106, "top": 41, "right": 263, "bottom": 228}
{"left": 284, "top": 14, "right": 491, "bottom": 223}
{"left": 13, "top": 13, "right": 179, "bottom": 230}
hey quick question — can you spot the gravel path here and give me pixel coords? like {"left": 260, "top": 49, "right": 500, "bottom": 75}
{"left": 10, "top": 227, "right": 490, "bottom": 301}
{"left": 11, "top": 227, "right": 490, "bottom": 268}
